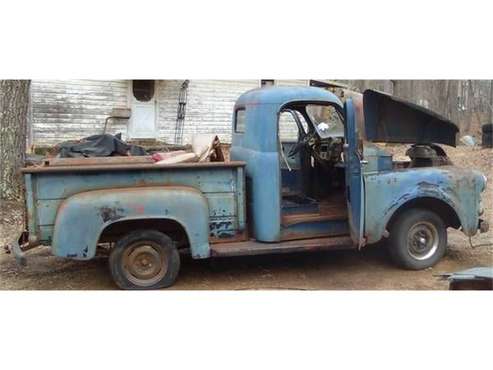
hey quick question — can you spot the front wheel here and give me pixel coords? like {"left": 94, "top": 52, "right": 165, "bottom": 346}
{"left": 388, "top": 208, "right": 447, "bottom": 270}
{"left": 109, "top": 229, "right": 180, "bottom": 290}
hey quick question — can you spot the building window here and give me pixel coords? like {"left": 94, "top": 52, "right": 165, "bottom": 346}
{"left": 235, "top": 109, "right": 246, "bottom": 133}
{"left": 132, "top": 80, "right": 155, "bottom": 102}
{"left": 261, "top": 79, "right": 275, "bottom": 88}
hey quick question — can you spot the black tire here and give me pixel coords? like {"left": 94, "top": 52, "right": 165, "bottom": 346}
{"left": 481, "top": 123, "right": 493, "bottom": 133}
{"left": 482, "top": 131, "right": 493, "bottom": 148}
{"left": 388, "top": 208, "right": 447, "bottom": 270}
{"left": 109, "top": 229, "right": 180, "bottom": 290}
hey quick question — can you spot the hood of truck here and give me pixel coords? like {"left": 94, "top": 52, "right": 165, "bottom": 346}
{"left": 363, "top": 89, "right": 459, "bottom": 147}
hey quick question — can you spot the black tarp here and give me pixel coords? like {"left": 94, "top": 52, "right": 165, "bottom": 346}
{"left": 57, "top": 133, "right": 147, "bottom": 158}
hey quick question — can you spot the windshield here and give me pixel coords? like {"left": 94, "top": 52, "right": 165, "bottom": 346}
{"left": 306, "top": 104, "right": 344, "bottom": 139}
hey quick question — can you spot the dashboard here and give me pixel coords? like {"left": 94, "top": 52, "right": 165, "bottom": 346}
{"left": 313, "top": 136, "right": 344, "bottom": 165}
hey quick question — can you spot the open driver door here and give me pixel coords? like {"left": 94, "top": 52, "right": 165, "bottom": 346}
{"left": 343, "top": 98, "right": 366, "bottom": 248}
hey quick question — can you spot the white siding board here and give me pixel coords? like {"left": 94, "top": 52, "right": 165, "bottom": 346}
{"left": 275, "top": 79, "right": 310, "bottom": 87}
{"left": 30, "top": 79, "right": 315, "bottom": 146}
{"left": 156, "top": 80, "right": 183, "bottom": 143}
{"left": 180, "top": 80, "right": 259, "bottom": 143}
{"left": 31, "top": 79, "right": 130, "bottom": 145}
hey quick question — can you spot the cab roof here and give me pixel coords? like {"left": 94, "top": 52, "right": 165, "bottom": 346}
{"left": 235, "top": 86, "right": 343, "bottom": 108}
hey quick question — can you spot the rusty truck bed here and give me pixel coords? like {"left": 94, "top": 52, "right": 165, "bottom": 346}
{"left": 21, "top": 160, "right": 247, "bottom": 246}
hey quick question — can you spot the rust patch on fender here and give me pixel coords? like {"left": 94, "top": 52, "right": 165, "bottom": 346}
{"left": 99, "top": 206, "right": 125, "bottom": 222}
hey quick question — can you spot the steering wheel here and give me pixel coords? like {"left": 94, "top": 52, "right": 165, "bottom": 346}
{"left": 287, "top": 131, "right": 318, "bottom": 158}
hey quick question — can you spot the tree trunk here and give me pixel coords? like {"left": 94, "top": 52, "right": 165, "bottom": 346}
{"left": 489, "top": 80, "right": 493, "bottom": 123}
{"left": 0, "top": 80, "right": 30, "bottom": 201}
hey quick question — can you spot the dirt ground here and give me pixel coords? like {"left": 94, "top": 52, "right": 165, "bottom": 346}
{"left": 1, "top": 145, "right": 491, "bottom": 290}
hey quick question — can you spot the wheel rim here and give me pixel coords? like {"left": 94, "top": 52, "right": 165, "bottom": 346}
{"left": 122, "top": 242, "right": 167, "bottom": 287}
{"left": 407, "top": 221, "right": 439, "bottom": 260}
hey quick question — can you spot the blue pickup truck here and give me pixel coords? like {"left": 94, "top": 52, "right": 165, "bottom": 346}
{"left": 8, "top": 87, "right": 488, "bottom": 289}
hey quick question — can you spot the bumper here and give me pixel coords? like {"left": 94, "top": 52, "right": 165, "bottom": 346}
{"left": 3, "top": 231, "right": 40, "bottom": 266}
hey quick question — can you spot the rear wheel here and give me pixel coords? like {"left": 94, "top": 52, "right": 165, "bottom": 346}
{"left": 109, "top": 229, "right": 180, "bottom": 290}
{"left": 388, "top": 208, "right": 447, "bottom": 270}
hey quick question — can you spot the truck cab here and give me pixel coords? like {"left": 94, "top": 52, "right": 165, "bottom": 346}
{"left": 8, "top": 86, "right": 489, "bottom": 289}
{"left": 230, "top": 87, "right": 352, "bottom": 243}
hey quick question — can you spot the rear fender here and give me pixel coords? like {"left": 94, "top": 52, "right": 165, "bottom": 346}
{"left": 52, "top": 186, "right": 210, "bottom": 260}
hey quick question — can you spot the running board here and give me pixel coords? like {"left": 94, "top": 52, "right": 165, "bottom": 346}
{"left": 210, "top": 235, "right": 354, "bottom": 257}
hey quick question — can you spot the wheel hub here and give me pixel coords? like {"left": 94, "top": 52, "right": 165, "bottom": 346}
{"left": 407, "top": 222, "right": 439, "bottom": 260}
{"left": 122, "top": 243, "right": 168, "bottom": 286}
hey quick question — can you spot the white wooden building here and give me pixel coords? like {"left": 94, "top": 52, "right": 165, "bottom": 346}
{"left": 29, "top": 79, "right": 328, "bottom": 147}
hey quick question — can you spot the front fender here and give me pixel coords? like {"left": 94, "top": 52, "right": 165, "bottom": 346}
{"left": 364, "top": 167, "right": 480, "bottom": 244}
{"left": 52, "top": 186, "right": 210, "bottom": 260}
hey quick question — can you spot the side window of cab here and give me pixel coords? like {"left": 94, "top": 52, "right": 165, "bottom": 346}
{"left": 235, "top": 108, "right": 246, "bottom": 133}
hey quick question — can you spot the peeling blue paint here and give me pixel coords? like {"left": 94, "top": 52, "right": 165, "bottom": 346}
{"left": 364, "top": 165, "right": 485, "bottom": 243}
